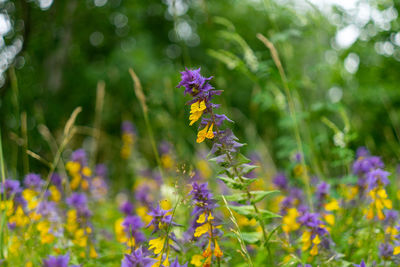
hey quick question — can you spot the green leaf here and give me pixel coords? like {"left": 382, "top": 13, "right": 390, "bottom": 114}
{"left": 225, "top": 190, "right": 279, "bottom": 204}
{"left": 259, "top": 209, "right": 281, "bottom": 220}
{"left": 241, "top": 232, "right": 262, "bottom": 244}
{"left": 238, "top": 164, "right": 258, "bottom": 174}
{"left": 235, "top": 153, "right": 252, "bottom": 165}
{"left": 224, "top": 192, "right": 248, "bottom": 203}
{"left": 229, "top": 205, "right": 255, "bottom": 217}
{"left": 251, "top": 190, "right": 280, "bottom": 204}
{"left": 217, "top": 176, "right": 244, "bottom": 190}
{"left": 229, "top": 205, "right": 281, "bottom": 220}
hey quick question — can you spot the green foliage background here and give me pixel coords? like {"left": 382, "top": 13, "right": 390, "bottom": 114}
{"left": 1, "top": 0, "right": 400, "bottom": 184}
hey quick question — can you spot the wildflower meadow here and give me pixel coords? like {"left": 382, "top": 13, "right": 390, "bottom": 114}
{"left": 1, "top": 0, "right": 400, "bottom": 266}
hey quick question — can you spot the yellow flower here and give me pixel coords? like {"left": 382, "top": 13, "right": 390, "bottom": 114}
{"left": 49, "top": 185, "right": 61, "bottom": 202}
{"left": 301, "top": 231, "right": 312, "bottom": 251}
{"left": 9, "top": 206, "right": 29, "bottom": 227}
{"left": 66, "top": 161, "right": 81, "bottom": 174}
{"left": 81, "top": 179, "right": 89, "bottom": 190}
{"left": 161, "top": 154, "right": 174, "bottom": 169}
{"left": 189, "top": 100, "right": 206, "bottom": 126}
{"left": 324, "top": 214, "right": 335, "bottom": 226}
{"left": 73, "top": 228, "right": 88, "bottom": 247}
{"left": 367, "top": 187, "right": 392, "bottom": 220}
{"left": 149, "top": 237, "right": 165, "bottom": 254}
{"left": 202, "top": 239, "right": 212, "bottom": 258}
{"left": 115, "top": 218, "right": 128, "bottom": 243}
{"left": 152, "top": 254, "right": 163, "bottom": 267}
{"left": 310, "top": 244, "right": 318, "bottom": 256}
{"left": 194, "top": 223, "right": 209, "bottom": 238}
{"left": 312, "top": 234, "right": 321, "bottom": 245}
{"left": 70, "top": 175, "right": 81, "bottom": 190}
{"left": 325, "top": 199, "right": 339, "bottom": 211}
{"left": 0, "top": 200, "right": 14, "bottom": 216}
{"left": 196, "top": 123, "right": 214, "bottom": 143}
{"left": 196, "top": 213, "right": 206, "bottom": 224}
{"left": 394, "top": 246, "right": 400, "bottom": 255}
{"left": 82, "top": 166, "right": 92, "bottom": 177}
{"left": 90, "top": 245, "right": 98, "bottom": 258}
{"left": 22, "top": 189, "right": 38, "bottom": 210}
{"left": 282, "top": 208, "right": 300, "bottom": 233}
{"left": 386, "top": 226, "right": 398, "bottom": 238}
{"left": 136, "top": 206, "right": 152, "bottom": 225}
{"left": 214, "top": 240, "right": 223, "bottom": 257}
{"left": 160, "top": 199, "right": 172, "bottom": 211}
{"left": 293, "top": 164, "right": 304, "bottom": 177}
{"left": 162, "top": 255, "right": 169, "bottom": 267}
{"left": 190, "top": 254, "right": 204, "bottom": 267}
{"left": 41, "top": 233, "right": 55, "bottom": 244}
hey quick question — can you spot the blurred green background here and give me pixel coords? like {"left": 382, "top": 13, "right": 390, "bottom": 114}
{"left": 1, "top": 0, "right": 400, "bottom": 182}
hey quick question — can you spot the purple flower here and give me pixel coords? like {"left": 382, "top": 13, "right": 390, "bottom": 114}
{"left": 366, "top": 169, "right": 390, "bottom": 189}
{"left": 122, "top": 121, "right": 136, "bottom": 135}
{"left": 353, "top": 156, "right": 384, "bottom": 176}
{"left": 299, "top": 212, "right": 321, "bottom": 228}
{"left": 356, "top": 147, "right": 370, "bottom": 158}
{"left": 8, "top": 222, "right": 16, "bottom": 230}
{"left": 316, "top": 182, "right": 330, "bottom": 207}
{"left": 159, "top": 141, "right": 172, "bottom": 155}
{"left": 170, "top": 257, "right": 188, "bottom": 267}
{"left": 67, "top": 193, "right": 87, "bottom": 207}
{"left": 24, "top": 173, "right": 44, "bottom": 189}
{"left": 384, "top": 210, "right": 398, "bottom": 225}
{"left": 51, "top": 173, "right": 63, "bottom": 189}
{"left": 299, "top": 212, "right": 328, "bottom": 237}
{"left": 147, "top": 205, "right": 174, "bottom": 233}
{"left": 177, "top": 68, "right": 213, "bottom": 97}
{"left": 122, "top": 216, "right": 145, "bottom": 243}
{"left": 177, "top": 68, "right": 223, "bottom": 113}
{"left": 189, "top": 182, "right": 217, "bottom": 216}
{"left": 0, "top": 179, "right": 21, "bottom": 197}
{"left": 210, "top": 129, "right": 243, "bottom": 156}
{"left": 71, "top": 149, "right": 88, "bottom": 166}
{"left": 379, "top": 243, "right": 393, "bottom": 258}
{"left": 42, "top": 254, "right": 69, "bottom": 267}
{"left": 135, "top": 184, "right": 153, "bottom": 206}
{"left": 273, "top": 173, "right": 288, "bottom": 191}
{"left": 37, "top": 201, "right": 57, "bottom": 217}
{"left": 353, "top": 260, "right": 367, "bottom": 267}
{"left": 66, "top": 193, "right": 90, "bottom": 216}
{"left": 95, "top": 164, "right": 108, "bottom": 178}
{"left": 121, "top": 247, "right": 155, "bottom": 267}
{"left": 294, "top": 153, "right": 302, "bottom": 163}
{"left": 120, "top": 201, "right": 134, "bottom": 216}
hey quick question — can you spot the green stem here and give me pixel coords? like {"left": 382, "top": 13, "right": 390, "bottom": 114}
{"left": 257, "top": 34, "right": 313, "bottom": 211}
{"left": 160, "top": 196, "right": 181, "bottom": 262}
{"left": 209, "top": 110, "right": 270, "bottom": 261}
{"left": 143, "top": 111, "right": 164, "bottom": 179}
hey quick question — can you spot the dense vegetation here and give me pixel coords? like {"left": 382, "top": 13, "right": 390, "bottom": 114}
{"left": 1, "top": 0, "right": 400, "bottom": 266}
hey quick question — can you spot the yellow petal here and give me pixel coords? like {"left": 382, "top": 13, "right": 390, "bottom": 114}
{"left": 205, "top": 123, "right": 214, "bottom": 139}
{"left": 310, "top": 245, "right": 318, "bottom": 256}
{"left": 196, "top": 125, "right": 209, "bottom": 143}
{"left": 194, "top": 224, "right": 209, "bottom": 237}
{"left": 312, "top": 234, "right": 321, "bottom": 245}
{"left": 190, "top": 255, "right": 204, "bottom": 267}
{"left": 196, "top": 213, "right": 206, "bottom": 224}
{"left": 149, "top": 237, "right": 165, "bottom": 254}
{"left": 325, "top": 199, "right": 339, "bottom": 211}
